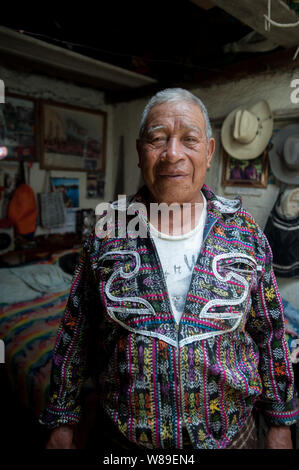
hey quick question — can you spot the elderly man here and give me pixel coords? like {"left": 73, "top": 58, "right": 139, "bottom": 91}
{"left": 41, "top": 88, "right": 298, "bottom": 450}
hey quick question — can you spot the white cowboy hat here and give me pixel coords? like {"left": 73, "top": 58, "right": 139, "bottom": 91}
{"left": 268, "top": 124, "right": 299, "bottom": 185}
{"left": 277, "top": 187, "right": 299, "bottom": 219}
{"left": 221, "top": 100, "right": 273, "bottom": 160}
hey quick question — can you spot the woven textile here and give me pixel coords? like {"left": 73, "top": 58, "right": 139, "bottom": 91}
{"left": 287, "top": 1, "right": 299, "bottom": 14}
{"left": 0, "top": 290, "right": 69, "bottom": 417}
{"left": 182, "top": 413, "right": 258, "bottom": 449}
{"left": 40, "top": 185, "right": 299, "bottom": 449}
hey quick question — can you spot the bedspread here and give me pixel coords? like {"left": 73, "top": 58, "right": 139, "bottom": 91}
{"left": 0, "top": 290, "right": 69, "bottom": 418}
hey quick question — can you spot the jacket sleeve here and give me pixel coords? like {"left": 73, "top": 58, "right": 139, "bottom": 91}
{"left": 246, "top": 233, "right": 299, "bottom": 426}
{"left": 39, "top": 236, "right": 100, "bottom": 429}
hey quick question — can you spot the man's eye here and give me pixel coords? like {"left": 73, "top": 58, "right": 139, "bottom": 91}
{"left": 150, "top": 136, "right": 167, "bottom": 145}
{"left": 184, "top": 136, "right": 197, "bottom": 143}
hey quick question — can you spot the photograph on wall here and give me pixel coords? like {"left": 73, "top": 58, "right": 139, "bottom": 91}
{"left": 0, "top": 94, "right": 36, "bottom": 161}
{"left": 222, "top": 150, "right": 268, "bottom": 188}
{"left": 51, "top": 177, "right": 80, "bottom": 208}
{"left": 40, "top": 101, "right": 107, "bottom": 172}
{"left": 86, "top": 171, "right": 105, "bottom": 199}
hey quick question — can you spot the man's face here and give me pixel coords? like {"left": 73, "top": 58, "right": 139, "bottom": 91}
{"left": 136, "top": 101, "right": 215, "bottom": 204}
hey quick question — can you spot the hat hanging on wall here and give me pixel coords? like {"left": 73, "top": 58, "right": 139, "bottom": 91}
{"left": 268, "top": 124, "right": 299, "bottom": 185}
{"left": 276, "top": 187, "right": 299, "bottom": 219}
{"left": 221, "top": 100, "right": 273, "bottom": 160}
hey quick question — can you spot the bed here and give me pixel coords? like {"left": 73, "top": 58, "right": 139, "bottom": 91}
{"left": 0, "top": 249, "right": 80, "bottom": 419}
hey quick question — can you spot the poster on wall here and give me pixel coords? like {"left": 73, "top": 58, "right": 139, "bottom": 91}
{"left": 51, "top": 177, "right": 80, "bottom": 208}
{"left": 40, "top": 101, "right": 107, "bottom": 172}
{"left": 0, "top": 94, "right": 37, "bottom": 161}
{"left": 86, "top": 172, "right": 105, "bottom": 199}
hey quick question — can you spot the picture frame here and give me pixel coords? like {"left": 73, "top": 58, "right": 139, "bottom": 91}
{"left": 0, "top": 93, "right": 37, "bottom": 162}
{"left": 51, "top": 177, "right": 80, "bottom": 208}
{"left": 40, "top": 101, "right": 107, "bottom": 172}
{"left": 221, "top": 149, "right": 269, "bottom": 188}
{"left": 86, "top": 171, "right": 105, "bottom": 199}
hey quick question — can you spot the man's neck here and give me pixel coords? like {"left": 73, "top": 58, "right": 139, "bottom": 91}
{"left": 147, "top": 193, "right": 205, "bottom": 236}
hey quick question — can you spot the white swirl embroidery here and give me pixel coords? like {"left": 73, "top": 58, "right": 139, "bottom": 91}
{"left": 180, "top": 253, "right": 259, "bottom": 347}
{"left": 99, "top": 250, "right": 155, "bottom": 315}
{"left": 100, "top": 250, "right": 177, "bottom": 346}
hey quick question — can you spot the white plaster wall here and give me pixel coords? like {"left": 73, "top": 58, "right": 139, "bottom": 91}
{"left": 113, "top": 68, "right": 299, "bottom": 308}
{"left": 112, "top": 99, "right": 146, "bottom": 196}
{"left": 0, "top": 65, "right": 116, "bottom": 235}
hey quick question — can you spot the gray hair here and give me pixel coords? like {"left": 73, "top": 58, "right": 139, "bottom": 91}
{"left": 139, "top": 88, "right": 213, "bottom": 142}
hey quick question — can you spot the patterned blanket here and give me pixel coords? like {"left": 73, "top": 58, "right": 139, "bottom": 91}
{"left": 0, "top": 289, "right": 69, "bottom": 418}
{"left": 0, "top": 249, "right": 81, "bottom": 419}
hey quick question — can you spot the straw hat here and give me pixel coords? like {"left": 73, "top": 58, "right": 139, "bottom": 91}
{"left": 277, "top": 188, "right": 299, "bottom": 219}
{"left": 221, "top": 100, "right": 273, "bottom": 160}
{"left": 268, "top": 124, "right": 299, "bottom": 185}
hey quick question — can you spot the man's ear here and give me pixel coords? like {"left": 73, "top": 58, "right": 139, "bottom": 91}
{"left": 206, "top": 137, "right": 215, "bottom": 169}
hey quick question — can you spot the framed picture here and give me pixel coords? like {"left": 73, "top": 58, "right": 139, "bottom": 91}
{"left": 222, "top": 149, "right": 269, "bottom": 188}
{"left": 0, "top": 93, "right": 37, "bottom": 161}
{"left": 40, "top": 101, "right": 107, "bottom": 172}
{"left": 51, "top": 177, "right": 80, "bottom": 208}
{"left": 86, "top": 171, "right": 105, "bottom": 199}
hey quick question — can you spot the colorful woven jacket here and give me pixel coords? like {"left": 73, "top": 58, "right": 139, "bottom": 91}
{"left": 40, "top": 185, "right": 299, "bottom": 449}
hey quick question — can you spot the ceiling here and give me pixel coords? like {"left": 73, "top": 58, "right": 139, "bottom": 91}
{"left": 0, "top": 0, "right": 298, "bottom": 98}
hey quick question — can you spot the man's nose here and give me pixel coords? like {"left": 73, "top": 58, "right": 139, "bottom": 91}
{"left": 164, "top": 137, "right": 184, "bottom": 162}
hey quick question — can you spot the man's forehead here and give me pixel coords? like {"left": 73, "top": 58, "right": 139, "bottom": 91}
{"left": 145, "top": 101, "right": 206, "bottom": 133}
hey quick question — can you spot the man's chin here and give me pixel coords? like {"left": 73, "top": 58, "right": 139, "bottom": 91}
{"left": 151, "top": 189, "right": 197, "bottom": 205}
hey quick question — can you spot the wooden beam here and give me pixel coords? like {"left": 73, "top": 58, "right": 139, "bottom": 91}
{"left": 0, "top": 26, "right": 157, "bottom": 90}
{"left": 0, "top": 53, "right": 133, "bottom": 92}
{"left": 211, "top": 0, "right": 299, "bottom": 47}
{"left": 189, "top": 0, "right": 215, "bottom": 10}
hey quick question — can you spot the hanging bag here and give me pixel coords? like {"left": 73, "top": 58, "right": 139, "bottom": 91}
{"left": 38, "top": 171, "right": 65, "bottom": 229}
{"left": 7, "top": 162, "right": 37, "bottom": 236}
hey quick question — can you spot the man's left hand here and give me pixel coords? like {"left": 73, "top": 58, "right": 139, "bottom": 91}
{"left": 265, "top": 426, "right": 293, "bottom": 449}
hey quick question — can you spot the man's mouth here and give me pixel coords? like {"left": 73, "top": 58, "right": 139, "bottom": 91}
{"left": 158, "top": 173, "right": 188, "bottom": 179}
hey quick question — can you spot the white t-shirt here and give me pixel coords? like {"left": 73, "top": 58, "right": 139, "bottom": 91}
{"left": 150, "top": 196, "right": 207, "bottom": 324}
